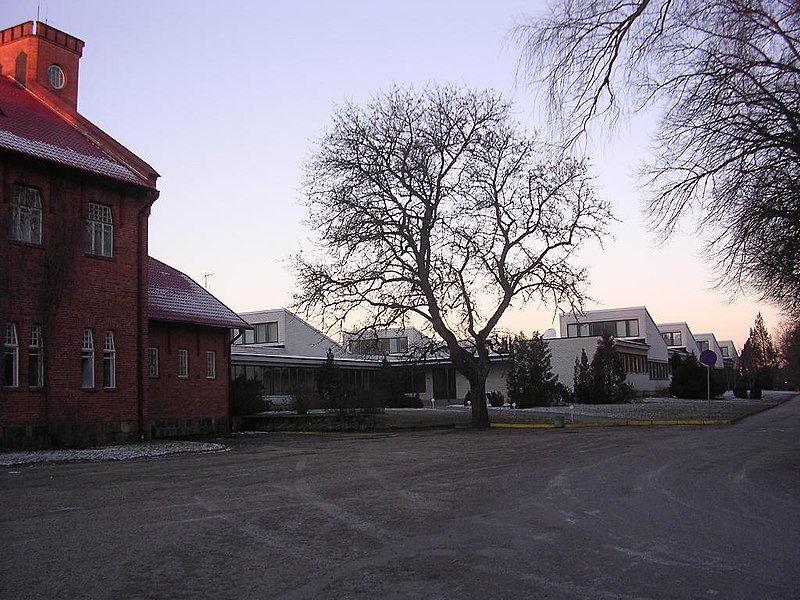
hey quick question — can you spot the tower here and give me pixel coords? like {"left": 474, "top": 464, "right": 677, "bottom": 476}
{"left": 0, "top": 21, "right": 85, "bottom": 111}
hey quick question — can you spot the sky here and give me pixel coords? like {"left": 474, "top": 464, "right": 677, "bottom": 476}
{"left": 4, "top": 0, "right": 785, "bottom": 350}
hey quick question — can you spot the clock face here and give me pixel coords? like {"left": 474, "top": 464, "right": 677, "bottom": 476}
{"left": 47, "top": 64, "right": 66, "bottom": 89}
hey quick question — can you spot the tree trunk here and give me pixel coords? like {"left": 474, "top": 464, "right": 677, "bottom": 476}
{"left": 468, "top": 377, "right": 490, "bottom": 429}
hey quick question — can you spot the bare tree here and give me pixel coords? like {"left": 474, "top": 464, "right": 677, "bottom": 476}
{"left": 293, "top": 85, "right": 612, "bottom": 428}
{"left": 515, "top": 0, "right": 800, "bottom": 315}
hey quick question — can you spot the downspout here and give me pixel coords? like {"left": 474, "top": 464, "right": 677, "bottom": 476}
{"left": 137, "top": 190, "right": 158, "bottom": 440}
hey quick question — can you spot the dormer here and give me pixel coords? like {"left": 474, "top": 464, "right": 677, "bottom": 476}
{"left": 0, "top": 21, "right": 85, "bottom": 111}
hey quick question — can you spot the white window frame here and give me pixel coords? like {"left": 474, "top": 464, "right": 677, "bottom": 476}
{"left": 147, "top": 347, "right": 159, "bottom": 378}
{"left": 29, "top": 324, "right": 44, "bottom": 388}
{"left": 206, "top": 351, "right": 216, "bottom": 380}
{"left": 10, "top": 185, "right": 42, "bottom": 245}
{"left": 4, "top": 323, "right": 19, "bottom": 388}
{"left": 81, "top": 329, "right": 95, "bottom": 389}
{"left": 86, "top": 202, "right": 113, "bottom": 257}
{"left": 103, "top": 331, "right": 116, "bottom": 389}
{"left": 177, "top": 349, "right": 189, "bottom": 379}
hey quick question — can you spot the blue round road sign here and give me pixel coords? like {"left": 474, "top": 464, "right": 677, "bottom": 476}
{"left": 699, "top": 349, "right": 717, "bottom": 368}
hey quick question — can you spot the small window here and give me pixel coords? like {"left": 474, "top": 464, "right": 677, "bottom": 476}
{"left": 206, "top": 351, "right": 216, "bottom": 379}
{"left": 81, "top": 329, "right": 94, "bottom": 389}
{"left": 567, "top": 323, "right": 578, "bottom": 338}
{"left": 243, "top": 329, "right": 255, "bottom": 344}
{"left": 626, "top": 319, "right": 639, "bottom": 337}
{"left": 47, "top": 64, "right": 66, "bottom": 89}
{"left": 721, "top": 346, "right": 729, "bottom": 358}
{"left": 103, "top": 331, "right": 116, "bottom": 389}
{"left": 147, "top": 347, "right": 159, "bottom": 378}
{"left": 9, "top": 185, "right": 42, "bottom": 245}
{"left": 86, "top": 203, "right": 113, "bottom": 257}
{"left": 177, "top": 349, "right": 188, "bottom": 379}
{"left": 3, "top": 323, "right": 19, "bottom": 388}
{"left": 29, "top": 324, "right": 44, "bottom": 388}
{"left": 254, "top": 322, "right": 279, "bottom": 344}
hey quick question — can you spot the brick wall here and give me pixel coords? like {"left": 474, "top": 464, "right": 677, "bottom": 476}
{"left": 0, "top": 155, "right": 151, "bottom": 448}
{"left": 147, "top": 321, "right": 231, "bottom": 437}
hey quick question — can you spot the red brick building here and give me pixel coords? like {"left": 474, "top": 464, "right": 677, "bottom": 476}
{"left": 0, "top": 21, "right": 247, "bottom": 448}
{"left": 147, "top": 258, "right": 249, "bottom": 438}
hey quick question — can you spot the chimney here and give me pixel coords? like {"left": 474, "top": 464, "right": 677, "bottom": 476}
{"left": 0, "top": 21, "right": 85, "bottom": 111}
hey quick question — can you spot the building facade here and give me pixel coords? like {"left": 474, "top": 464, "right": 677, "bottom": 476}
{"left": 558, "top": 307, "right": 672, "bottom": 393}
{"left": 1, "top": 21, "right": 244, "bottom": 448}
{"left": 147, "top": 258, "right": 250, "bottom": 438}
{"left": 1, "top": 21, "right": 159, "bottom": 448}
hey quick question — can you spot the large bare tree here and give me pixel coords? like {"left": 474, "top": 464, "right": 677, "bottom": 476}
{"left": 516, "top": 0, "right": 800, "bottom": 315}
{"left": 293, "top": 85, "right": 611, "bottom": 428}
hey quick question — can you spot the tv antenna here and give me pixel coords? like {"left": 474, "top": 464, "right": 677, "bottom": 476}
{"left": 203, "top": 272, "right": 214, "bottom": 289}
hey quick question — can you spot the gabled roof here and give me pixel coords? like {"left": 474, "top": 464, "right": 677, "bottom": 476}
{"left": 0, "top": 75, "right": 156, "bottom": 187}
{"left": 148, "top": 257, "right": 251, "bottom": 330}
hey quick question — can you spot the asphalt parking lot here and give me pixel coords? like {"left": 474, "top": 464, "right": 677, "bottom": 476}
{"left": 2, "top": 396, "right": 799, "bottom": 600}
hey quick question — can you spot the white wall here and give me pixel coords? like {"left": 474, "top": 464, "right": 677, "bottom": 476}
{"left": 238, "top": 308, "right": 344, "bottom": 358}
{"left": 657, "top": 321, "right": 701, "bottom": 356}
{"left": 694, "top": 333, "right": 726, "bottom": 369}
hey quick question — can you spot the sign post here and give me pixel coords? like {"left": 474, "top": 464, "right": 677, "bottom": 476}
{"left": 699, "top": 349, "right": 718, "bottom": 409}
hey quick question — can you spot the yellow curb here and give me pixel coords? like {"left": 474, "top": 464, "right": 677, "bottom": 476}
{"left": 492, "top": 419, "right": 734, "bottom": 430}
{"left": 491, "top": 423, "right": 557, "bottom": 429}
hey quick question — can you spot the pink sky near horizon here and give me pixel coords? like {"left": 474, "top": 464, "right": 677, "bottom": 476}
{"left": 4, "top": 0, "right": 784, "bottom": 350}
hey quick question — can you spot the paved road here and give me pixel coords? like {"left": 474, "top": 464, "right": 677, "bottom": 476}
{"left": 2, "top": 397, "right": 799, "bottom": 599}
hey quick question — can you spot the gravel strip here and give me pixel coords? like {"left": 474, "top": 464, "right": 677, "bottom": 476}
{"left": 0, "top": 441, "right": 229, "bottom": 467}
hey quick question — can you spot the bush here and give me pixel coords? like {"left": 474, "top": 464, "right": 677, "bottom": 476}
{"left": 670, "top": 353, "right": 726, "bottom": 399}
{"left": 553, "top": 382, "right": 573, "bottom": 406}
{"left": 386, "top": 394, "right": 424, "bottom": 408}
{"left": 292, "top": 384, "right": 318, "bottom": 415}
{"left": 487, "top": 391, "right": 505, "bottom": 407}
{"left": 573, "top": 349, "right": 592, "bottom": 404}
{"left": 749, "top": 386, "right": 762, "bottom": 399}
{"left": 232, "top": 375, "right": 265, "bottom": 415}
{"left": 589, "top": 334, "right": 633, "bottom": 404}
{"left": 506, "top": 332, "right": 561, "bottom": 407}
{"left": 734, "top": 386, "right": 748, "bottom": 399}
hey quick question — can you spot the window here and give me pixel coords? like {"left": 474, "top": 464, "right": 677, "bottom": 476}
{"left": 349, "top": 336, "right": 409, "bottom": 355}
{"left": 10, "top": 185, "right": 42, "bottom": 244}
{"left": 662, "top": 331, "right": 682, "bottom": 347}
{"left": 48, "top": 64, "right": 66, "bottom": 89}
{"left": 567, "top": 319, "right": 639, "bottom": 338}
{"left": 698, "top": 340, "right": 709, "bottom": 352}
{"left": 103, "top": 331, "right": 116, "bottom": 389}
{"left": 721, "top": 346, "right": 729, "bottom": 358}
{"left": 86, "top": 202, "right": 113, "bottom": 257}
{"left": 254, "top": 322, "right": 279, "bottom": 344}
{"left": 620, "top": 352, "right": 646, "bottom": 373}
{"left": 3, "top": 323, "right": 19, "bottom": 388}
{"left": 81, "top": 329, "right": 94, "bottom": 389}
{"left": 243, "top": 329, "right": 255, "bottom": 344}
{"left": 147, "top": 347, "right": 159, "bottom": 378}
{"left": 648, "top": 361, "right": 670, "bottom": 380}
{"left": 206, "top": 351, "right": 216, "bottom": 379}
{"left": 177, "top": 349, "right": 188, "bottom": 379}
{"left": 29, "top": 325, "right": 44, "bottom": 388}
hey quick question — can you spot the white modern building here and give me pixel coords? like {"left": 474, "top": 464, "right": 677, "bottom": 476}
{"left": 557, "top": 307, "right": 672, "bottom": 393}
{"left": 717, "top": 340, "right": 739, "bottom": 369}
{"left": 693, "top": 333, "right": 726, "bottom": 369}
{"left": 657, "top": 321, "right": 703, "bottom": 357}
{"left": 231, "top": 309, "right": 380, "bottom": 402}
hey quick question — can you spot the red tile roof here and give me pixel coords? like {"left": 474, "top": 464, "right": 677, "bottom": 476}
{"left": 0, "top": 75, "right": 154, "bottom": 187}
{"left": 148, "top": 257, "right": 251, "bottom": 330}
